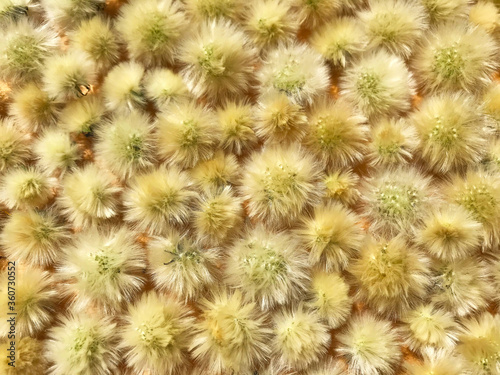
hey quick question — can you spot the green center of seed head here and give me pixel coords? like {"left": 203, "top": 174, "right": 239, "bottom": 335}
{"left": 257, "top": 18, "right": 280, "bottom": 40}
{"left": 356, "top": 72, "right": 381, "bottom": 103}
{"left": 376, "top": 182, "right": 420, "bottom": 220}
{"left": 428, "top": 116, "right": 459, "bottom": 149}
{"left": 456, "top": 183, "right": 497, "bottom": 223}
{"left": 20, "top": 178, "right": 43, "bottom": 199}
{"left": 124, "top": 134, "right": 144, "bottom": 161}
{"left": 262, "top": 163, "right": 298, "bottom": 201}
{"left": 314, "top": 116, "right": 344, "bottom": 150}
{"left": 180, "top": 119, "right": 199, "bottom": 148}
{"left": 433, "top": 45, "right": 464, "bottom": 81}
{"left": 273, "top": 61, "right": 306, "bottom": 96}
{"left": 7, "top": 34, "right": 43, "bottom": 78}
{"left": 72, "top": 328, "right": 99, "bottom": 357}
{"left": 243, "top": 247, "right": 287, "bottom": 283}
{"left": 143, "top": 13, "right": 169, "bottom": 51}
{"left": 199, "top": 44, "right": 226, "bottom": 77}
{"left": 92, "top": 250, "right": 120, "bottom": 276}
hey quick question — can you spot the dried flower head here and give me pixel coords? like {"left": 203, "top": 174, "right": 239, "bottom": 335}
{"left": 123, "top": 166, "right": 198, "bottom": 234}
{"left": 226, "top": 226, "right": 309, "bottom": 309}
{"left": 368, "top": 117, "right": 418, "bottom": 166}
{"left": 191, "top": 290, "right": 271, "bottom": 374}
{"left": 1, "top": 209, "right": 67, "bottom": 266}
{"left": 297, "top": 202, "right": 364, "bottom": 271}
{"left": 217, "top": 101, "right": 257, "bottom": 155}
{"left": 34, "top": 129, "right": 80, "bottom": 174}
{"left": 102, "top": 61, "right": 145, "bottom": 112}
{"left": 58, "top": 164, "right": 121, "bottom": 228}
{"left": 351, "top": 235, "right": 431, "bottom": 317}
{"left": 258, "top": 43, "right": 330, "bottom": 105}
{"left": 116, "top": 0, "right": 185, "bottom": 67}
{"left": 45, "top": 313, "right": 120, "bottom": 375}
{"left": 0, "top": 167, "right": 54, "bottom": 209}
{"left": 180, "top": 20, "right": 257, "bottom": 102}
{"left": 411, "top": 93, "right": 488, "bottom": 173}
{"left": 59, "top": 227, "right": 146, "bottom": 312}
{"left": 148, "top": 232, "right": 219, "bottom": 300}
{"left": 341, "top": 50, "right": 415, "bottom": 118}
{"left": 416, "top": 204, "right": 482, "bottom": 261}
{"left": 272, "top": 305, "right": 330, "bottom": 370}
{"left": 337, "top": 313, "right": 401, "bottom": 375}
{"left": 95, "top": 110, "right": 156, "bottom": 179}
{"left": 156, "top": 100, "right": 220, "bottom": 168}
{"left": 58, "top": 94, "right": 105, "bottom": 134}
{"left": 311, "top": 17, "right": 366, "bottom": 67}
{"left": 413, "top": 22, "right": 498, "bottom": 94}
{"left": 303, "top": 98, "right": 368, "bottom": 168}
{"left": 240, "top": 145, "right": 322, "bottom": 226}
{"left": 121, "top": 292, "right": 194, "bottom": 375}
{"left": 0, "top": 117, "right": 30, "bottom": 172}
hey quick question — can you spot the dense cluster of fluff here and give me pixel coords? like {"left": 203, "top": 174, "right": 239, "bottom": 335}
{"left": 1, "top": 1, "right": 500, "bottom": 374}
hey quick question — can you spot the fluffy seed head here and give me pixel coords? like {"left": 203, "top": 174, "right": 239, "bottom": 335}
{"left": 245, "top": 0, "right": 298, "bottom": 49}
{"left": 143, "top": 68, "right": 189, "bottom": 109}
{"left": 411, "top": 93, "right": 488, "bottom": 173}
{"left": 359, "top": 0, "right": 428, "bottom": 58}
{"left": 362, "top": 167, "right": 436, "bottom": 235}
{"left": 308, "top": 270, "right": 352, "bottom": 329}
{"left": 58, "top": 164, "right": 121, "bottom": 228}
{"left": 0, "top": 337, "right": 46, "bottom": 375}
{"left": 184, "top": 0, "right": 247, "bottom": 21}
{"left": 0, "top": 117, "right": 30, "bottom": 172}
{"left": 340, "top": 50, "right": 415, "bottom": 118}
{"left": 41, "top": 0, "right": 105, "bottom": 29}
{"left": 34, "top": 129, "right": 80, "bottom": 173}
{"left": 297, "top": 202, "right": 364, "bottom": 271}
{"left": 95, "top": 111, "right": 156, "bottom": 179}
{"left": 0, "top": 167, "right": 54, "bottom": 209}
{"left": 470, "top": 2, "right": 499, "bottom": 34}
{"left": 484, "top": 83, "right": 500, "bottom": 134}
{"left": 59, "top": 227, "right": 146, "bottom": 312}
{"left": 123, "top": 166, "right": 198, "bottom": 234}
{"left": 240, "top": 145, "right": 322, "bottom": 226}
{"left": 421, "top": 0, "right": 468, "bottom": 24}
{"left": 42, "top": 50, "right": 96, "bottom": 100}
{"left": 70, "top": 16, "right": 120, "bottom": 70}
{"left": 444, "top": 170, "right": 500, "bottom": 248}
{"left": 303, "top": 98, "right": 368, "bottom": 168}
{"left": 404, "top": 347, "right": 465, "bottom": 375}
{"left": 351, "top": 235, "right": 431, "bottom": 317}
{"left": 401, "top": 304, "right": 457, "bottom": 352}
{"left": 0, "top": 19, "right": 58, "bottom": 85}
{"left": 1, "top": 209, "right": 67, "bottom": 266}
{"left": 102, "top": 61, "right": 145, "bottom": 112}
{"left": 0, "top": 268, "right": 56, "bottom": 337}
{"left": 191, "top": 150, "right": 240, "bottom": 193}
{"left": 156, "top": 101, "right": 220, "bottom": 168}
{"left": 255, "top": 92, "right": 307, "bottom": 144}
{"left": 416, "top": 204, "right": 482, "bottom": 261}
{"left": 431, "top": 257, "right": 493, "bottom": 317}
{"left": 258, "top": 43, "right": 330, "bottom": 105}
{"left": 9, "top": 82, "right": 60, "bottom": 132}
{"left": 0, "top": 0, "right": 32, "bottom": 25}
{"left": 289, "top": 0, "right": 339, "bottom": 28}
{"left": 180, "top": 20, "right": 257, "bottom": 102}
{"left": 337, "top": 313, "right": 401, "bottom": 375}
{"left": 191, "top": 290, "right": 271, "bottom": 374}
{"left": 311, "top": 17, "right": 367, "bottom": 67}
{"left": 147, "top": 232, "right": 219, "bottom": 300}
{"left": 116, "top": 0, "right": 185, "bottom": 67}
{"left": 324, "top": 169, "right": 360, "bottom": 205}
{"left": 273, "top": 305, "right": 330, "bottom": 370}
{"left": 368, "top": 117, "right": 418, "bottom": 166}
{"left": 46, "top": 313, "right": 120, "bottom": 375}
{"left": 121, "top": 292, "right": 194, "bottom": 375}
{"left": 58, "top": 94, "right": 105, "bottom": 133}
{"left": 226, "top": 226, "right": 309, "bottom": 309}
{"left": 413, "top": 22, "right": 498, "bottom": 94}
{"left": 457, "top": 312, "right": 500, "bottom": 375}
{"left": 305, "top": 360, "right": 346, "bottom": 375}
{"left": 194, "top": 187, "right": 243, "bottom": 245}
{"left": 217, "top": 101, "right": 257, "bottom": 155}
